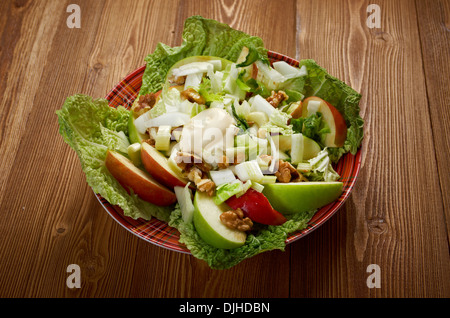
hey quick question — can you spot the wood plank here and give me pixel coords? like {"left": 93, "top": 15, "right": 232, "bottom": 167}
{"left": 291, "top": 0, "right": 450, "bottom": 297}
{"left": 415, "top": 0, "right": 450, "bottom": 242}
{"left": 0, "top": 0, "right": 179, "bottom": 297}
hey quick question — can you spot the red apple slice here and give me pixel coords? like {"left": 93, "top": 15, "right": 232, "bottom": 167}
{"left": 105, "top": 150, "right": 177, "bottom": 206}
{"left": 301, "top": 96, "right": 347, "bottom": 147}
{"left": 140, "top": 142, "right": 188, "bottom": 189}
{"left": 226, "top": 188, "right": 287, "bottom": 225}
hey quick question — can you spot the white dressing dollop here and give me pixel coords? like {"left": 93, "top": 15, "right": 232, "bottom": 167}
{"left": 178, "top": 108, "right": 238, "bottom": 166}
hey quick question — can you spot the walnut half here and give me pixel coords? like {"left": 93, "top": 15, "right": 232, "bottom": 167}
{"left": 220, "top": 208, "right": 253, "bottom": 232}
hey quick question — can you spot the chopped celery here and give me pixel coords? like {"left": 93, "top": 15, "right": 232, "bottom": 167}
{"left": 272, "top": 61, "right": 307, "bottom": 79}
{"left": 246, "top": 111, "right": 269, "bottom": 127}
{"left": 257, "top": 155, "right": 271, "bottom": 171}
{"left": 236, "top": 180, "right": 252, "bottom": 198}
{"left": 250, "top": 181, "right": 264, "bottom": 193}
{"left": 214, "top": 180, "right": 243, "bottom": 205}
{"left": 191, "top": 103, "right": 206, "bottom": 117}
{"left": 174, "top": 183, "right": 195, "bottom": 223}
{"left": 209, "top": 168, "right": 236, "bottom": 186}
{"left": 250, "top": 95, "right": 275, "bottom": 116}
{"left": 290, "top": 133, "right": 304, "bottom": 164}
{"left": 260, "top": 175, "right": 277, "bottom": 184}
{"left": 184, "top": 72, "right": 203, "bottom": 91}
{"left": 127, "top": 143, "right": 142, "bottom": 166}
{"left": 297, "top": 162, "right": 312, "bottom": 173}
{"left": 155, "top": 125, "right": 171, "bottom": 151}
{"left": 234, "top": 160, "right": 263, "bottom": 182}
{"left": 255, "top": 60, "right": 285, "bottom": 90}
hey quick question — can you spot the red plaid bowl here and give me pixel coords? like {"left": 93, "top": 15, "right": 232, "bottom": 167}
{"left": 97, "top": 51, "right": 362, "bottom": 254}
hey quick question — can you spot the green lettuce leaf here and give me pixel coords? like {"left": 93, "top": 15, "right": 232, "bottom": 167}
{"left": 56, "top": 94, "right": 173, "bottom": 222}
{"left": 140, "top": 15, "right": 268, "bottom": 96}
{"left": 169, "top": 204, "right": 316, "bottom": 270}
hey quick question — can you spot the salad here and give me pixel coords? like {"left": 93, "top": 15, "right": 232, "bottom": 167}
{"left": 56, "top": 16, "right": 363, "bottom": 269}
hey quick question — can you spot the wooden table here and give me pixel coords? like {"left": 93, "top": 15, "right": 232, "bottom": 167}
{"left": 1, "top": 0, "right": 449, "bottom": 299}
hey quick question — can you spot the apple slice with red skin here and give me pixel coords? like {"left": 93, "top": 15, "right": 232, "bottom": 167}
{"left": 140, "top": 142, "right": 188, "bottom": 189}
{"left": 105, "top": 150, "right": 176, "bottom": 206}
{"left": 301, "top": 96, "right": 347, "bottom": 148}
{"left": 226, "top": 188, "right": 287, "bottom": 226}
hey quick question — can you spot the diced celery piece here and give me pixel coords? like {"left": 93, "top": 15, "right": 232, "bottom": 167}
{"left": 251, "top": 95, "right": 275, "bottom": 116}
{"left": 257, "top": 155, "right": 271, "bottom": 171}
{"left": 272, "top": 61, "right": 308, "bottom": 79}
{"left": 155, "top": 125, "right": 171, "bottom": 151}
{"left": 236, "top": 180, "right": 252, "bottom": 198}
{"left": 260, "top": 175, "right": 277, "bottom": 184}
{"left": 234, "top": 160, "right": 263, "bottom": 182}
{"left": 174, "top": 183, "right": 195, "bottom": 223}
{"left": 255, "top": 60, "right": 285, "bottom": 90}
{"left": 297, "top": 162, "right": 312, "bottom": 173}
{"left": 290, "top": 133, "right": 304, "bottom": 164}
{"left": 250, "top": 181, "right": 264, "bottom": 193}
{"left": 184, "top": 72, "right": 203, "bottom": 91}
{"left": 307, "top": 100, "right": 321, "bottom": 116}
{"left": 127, "top": 143, "right": 142, "bottom": 166}
{"left": 209, "top": 168, "right": 236, "bottom": 186}
{"left": 191, "top": 103, "right": 206, "bottom": 117}
{"left": 214, "top": 180, "right": 243, "bottom": 205}
{"left": 246, "top": 111, "right": 269, "bottom": 127}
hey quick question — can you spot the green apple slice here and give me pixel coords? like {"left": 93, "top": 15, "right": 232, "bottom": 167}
{"left": 262, "top": 181, "right": 343, "bottom": 214}
{"left": 128, "top": 113, "right": 149, "bottom": 144}
{"left": 193, "top": 191, "right": 247, "bottom": 249}
{"left": 303, "top": 136, "right": 321, "bottom": 160}
{"left": 276, "top": 135, "right": 321, "bottom": 160}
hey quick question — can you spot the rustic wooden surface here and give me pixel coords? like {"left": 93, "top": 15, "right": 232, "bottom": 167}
{"left": 0, "top": 0, "right": 449, "bottom": 298}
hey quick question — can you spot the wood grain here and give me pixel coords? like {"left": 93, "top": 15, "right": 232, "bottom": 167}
{"left": 291, "top": 0, "right": 450, "bottom": 298}
{"left": 0, "top": 0, "right": 448, "bottom": 298}
{"left": 415, "top": 0, "right": 450, "bottom": 242}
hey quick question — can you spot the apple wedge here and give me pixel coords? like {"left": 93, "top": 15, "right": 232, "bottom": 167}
{"left": 140, "top": 142, "right": 188, "bottom": 189}
{"left": 262, "top": 181, "right": 343, "bottom": 214}
{"left": 301, "top": 96, "right": 347, "bottom": 148}
{"left": 105, "top": 150, "right": 177, "bottom": 206}
{"left": 193, "top": 191, "right": 247, "bottom": 249}
{"left": 226, "top": 188, "right": 287, "bottom": 225}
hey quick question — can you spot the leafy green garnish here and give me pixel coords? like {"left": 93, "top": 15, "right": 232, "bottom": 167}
{"left": 197, "top": 78, "right": 224, "bottom": 105}
{"left": 291, "top": 112, "right": 330, "bottom": 147}
{"left": 231, "top": 102, "right": 249, "bottom": 130}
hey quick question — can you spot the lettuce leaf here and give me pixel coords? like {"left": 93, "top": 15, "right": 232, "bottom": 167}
{"left": 140, "top": 15, "right": 268, "bottom": 96}
{"left": 298, "top": 59, "right": 364, "bottom": 162}
{"left": 56, "top": 94, "right": 173, "bottom": 222}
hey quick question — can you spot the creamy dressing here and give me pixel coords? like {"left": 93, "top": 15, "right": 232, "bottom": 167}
{"left": 178, "top": 108, "right": 238, "bottom": 165}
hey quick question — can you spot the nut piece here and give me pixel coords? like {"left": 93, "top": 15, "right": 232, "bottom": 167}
{"left": 196, "top": 179, "right": 216, "bottom": 196}
{"left": 177, "top": 156, "right": 216, "bottom": 196}
{"left": 180, "top": 88, "right": 206, "bottom": 105}
{"left": 131, "top": 93, "right": 157, "bottom": 117}
{"left": 266, "top": 90, "right": 288, "bottom": 108}
{"left": 220, "top": 208, "right": 253, "bottom": 232}
{"left": 275, "top": 159, "right": 302, "bottom": 183}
